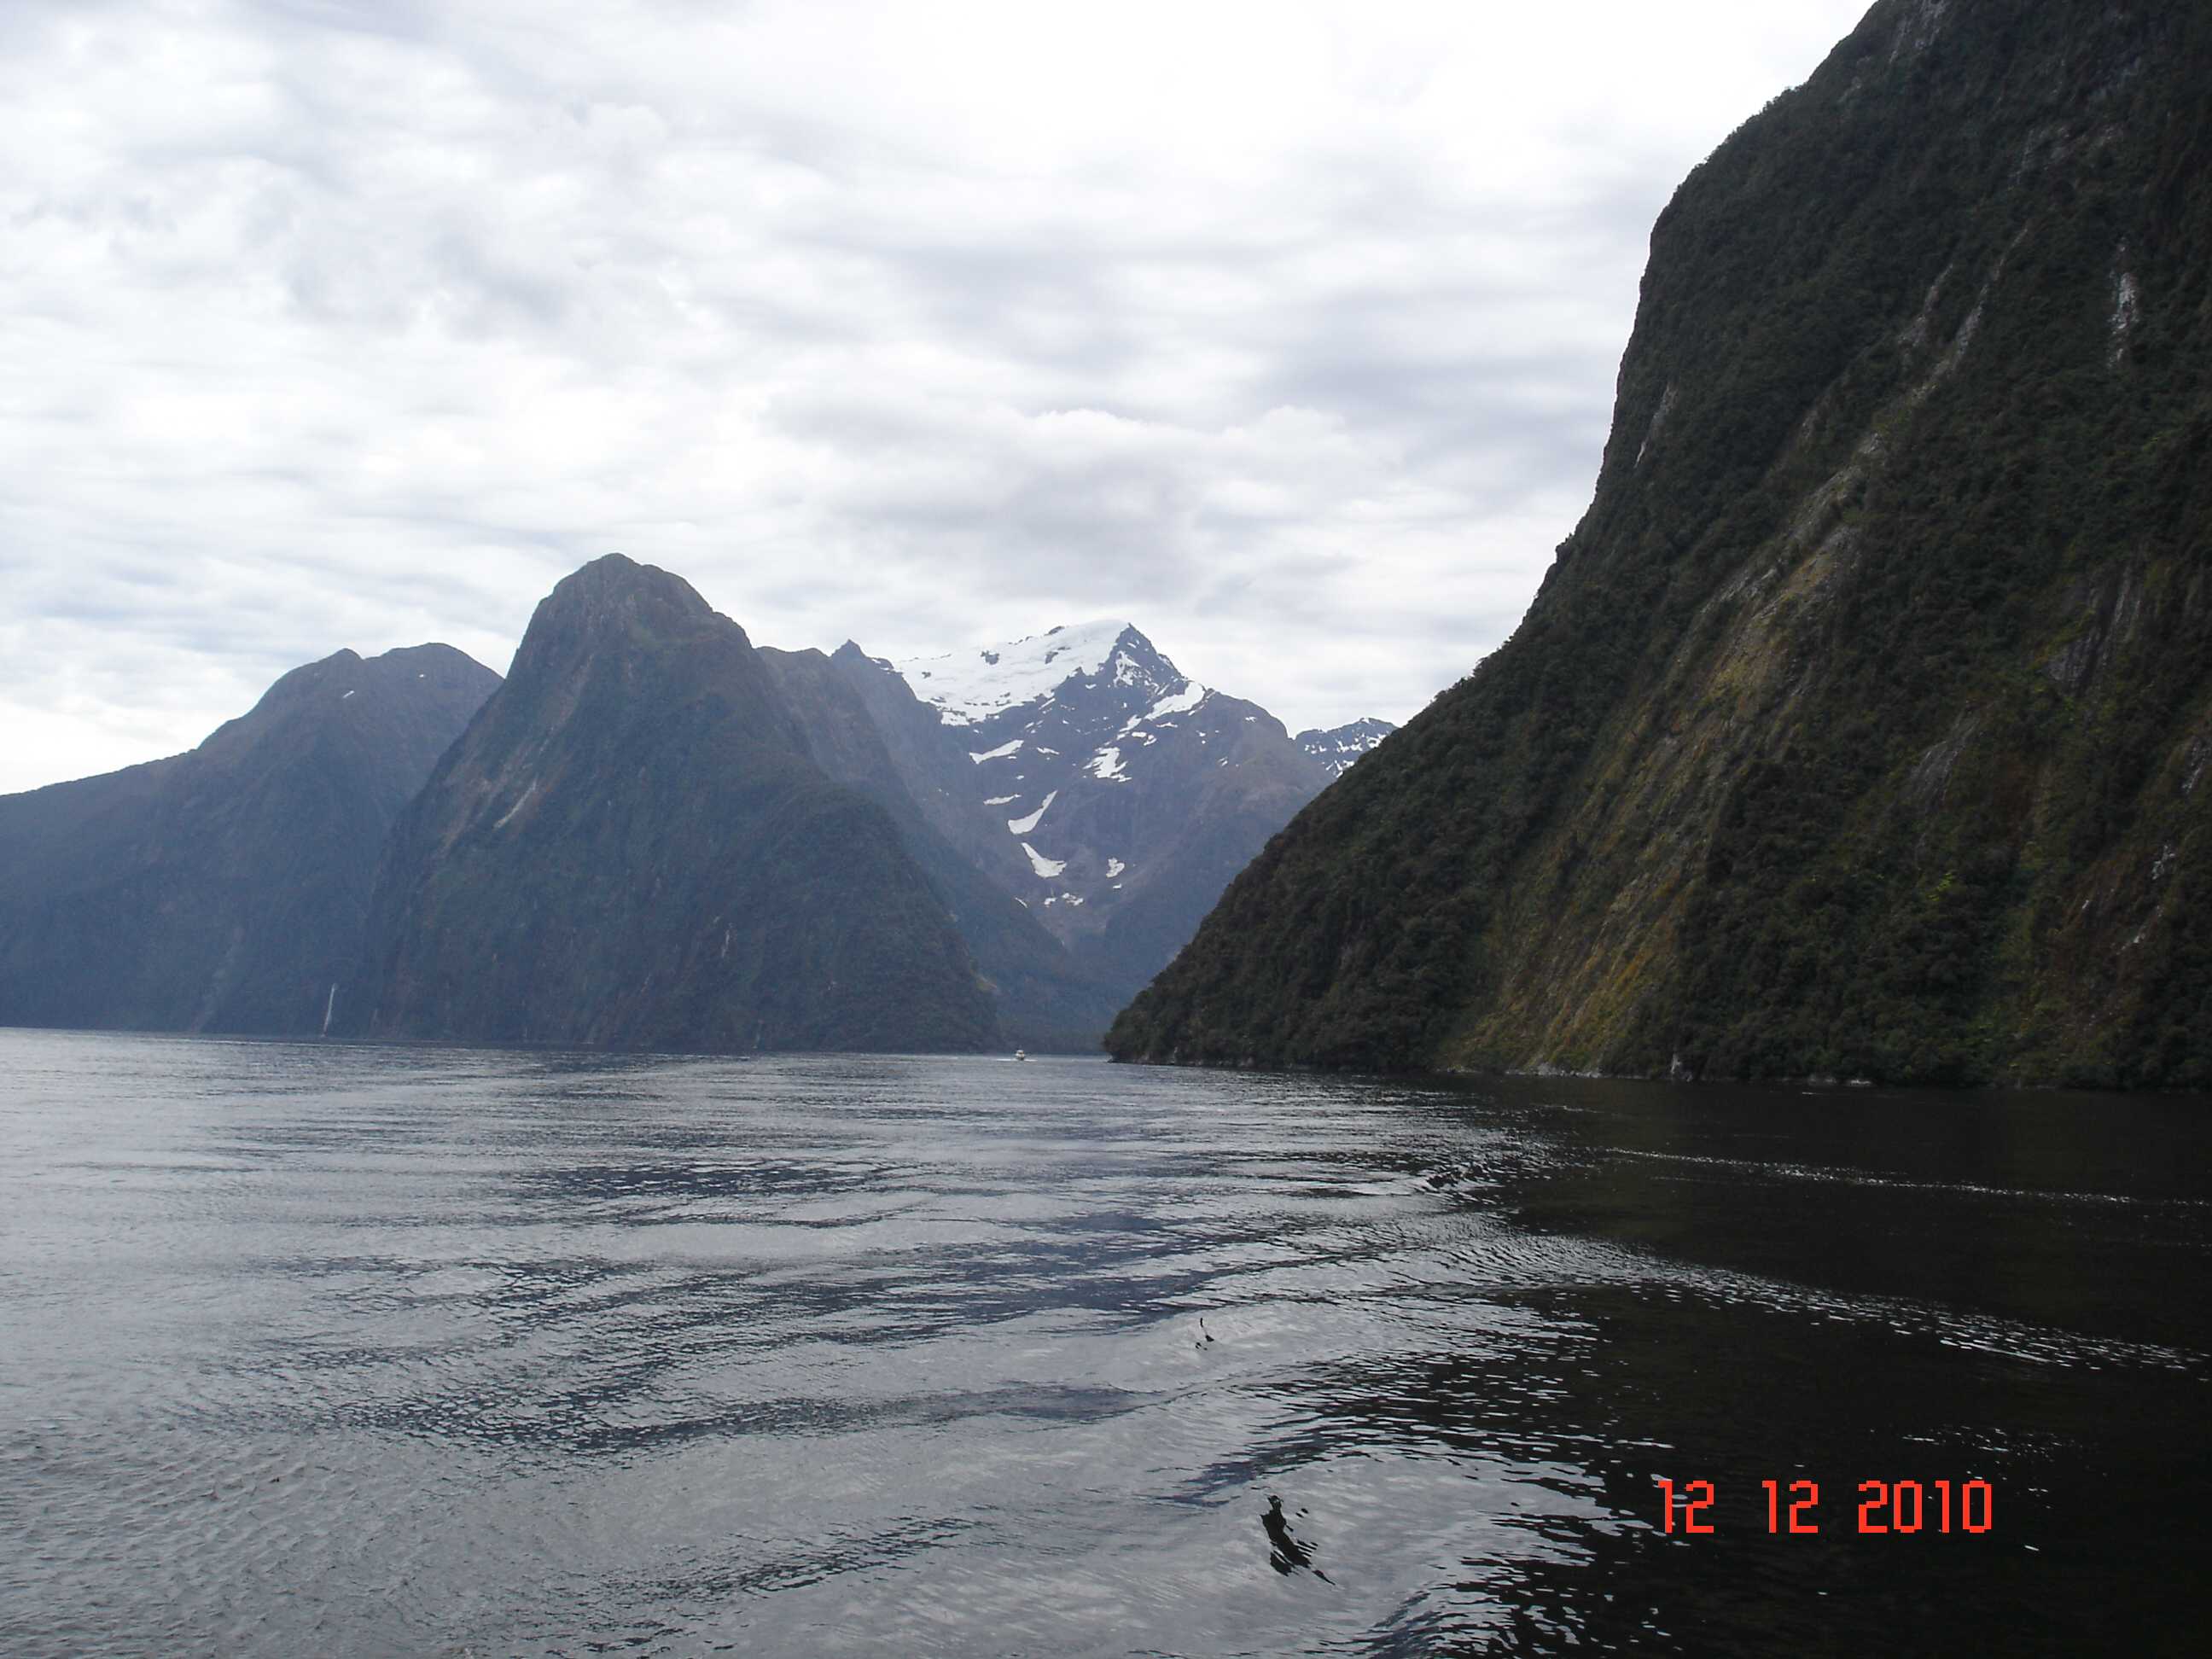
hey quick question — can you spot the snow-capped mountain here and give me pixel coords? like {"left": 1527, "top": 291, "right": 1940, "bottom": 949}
{"left": 878, "top": 621, "right": 1341, "bottom": 999}
{"left": 894, "top": 621, "right": 1214, "bottom": 901}
{"left": 895, "top": 618, "right": 1150, "bottom": 728}
{"left": 1296, "top": 717, "right": 1397, "bottom": 776}
{"left": 9, "top": 552, "right": 1393, "bottom": 1056}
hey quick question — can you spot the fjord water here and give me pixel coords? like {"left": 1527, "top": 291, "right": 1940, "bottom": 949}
{"left": 3, "top": 1032, "right": 2206, "bottom": 1656}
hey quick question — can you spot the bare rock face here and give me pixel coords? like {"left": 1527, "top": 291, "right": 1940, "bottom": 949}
{"left": 1112, "top": 0, "right": 2212, "bottom": 1087}
{"left": 344, "top": 555, "right": 999, "bottom": 1054}
{"left": 0, "top": 643, "right": 498, "bottom": 1034}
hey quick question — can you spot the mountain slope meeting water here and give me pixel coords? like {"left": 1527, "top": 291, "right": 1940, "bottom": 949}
{"left": 0, "top": 643, "right": 498, "bottom": 1035}
{"left": 1112, "top": 0, "right": 2212, "bottom": 1088}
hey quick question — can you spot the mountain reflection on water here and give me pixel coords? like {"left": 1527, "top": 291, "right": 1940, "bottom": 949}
{"left": 3, "top": 1030, "right": 2206, "bottom": 1656}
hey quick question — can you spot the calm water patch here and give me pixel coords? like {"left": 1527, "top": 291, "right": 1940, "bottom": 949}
{"left": 2, "top": 1030, "right": 2206, "bottom": 1654}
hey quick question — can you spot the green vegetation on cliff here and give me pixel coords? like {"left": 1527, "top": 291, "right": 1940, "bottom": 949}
{"left": 1109, "top": 0, "right": 2212, "bottom": 1087}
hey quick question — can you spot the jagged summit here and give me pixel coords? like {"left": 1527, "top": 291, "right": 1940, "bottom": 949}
{"left": 542, "top": 550, "right": 693, "bottom": 607}
{"left": 1296, "top": 718, "right": 1397, "bottom": 778}
{"left": 835, "top": 616, "right": 1334, "bottom": 1002}
{"left": 894, "top": 620, "right": 1196, "bottom": 726}
{"left": 859, "top": 620, "right": 1394, "bottom": 993}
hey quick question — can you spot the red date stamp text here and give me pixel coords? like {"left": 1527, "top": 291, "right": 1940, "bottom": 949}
{"left": 1655, "top": 1478, "right": 1993, "bottom": 1535}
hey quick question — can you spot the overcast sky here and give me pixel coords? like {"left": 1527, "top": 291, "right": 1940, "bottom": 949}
{"left": 1, "top": 0, "right": 1876, "bottom": 794}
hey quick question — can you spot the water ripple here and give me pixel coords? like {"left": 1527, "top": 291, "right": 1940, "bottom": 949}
{"left": 3, "top": 1032, "right": 2207, "bottom": 1656}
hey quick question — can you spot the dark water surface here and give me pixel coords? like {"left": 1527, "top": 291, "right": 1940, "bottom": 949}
{"left": 3, "top": 1030, "right": 2207, "bottom": 1655}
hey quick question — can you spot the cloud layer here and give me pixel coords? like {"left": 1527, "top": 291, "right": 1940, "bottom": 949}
{"left": 0, "top": 0, "right": 1873, "bottom": 791}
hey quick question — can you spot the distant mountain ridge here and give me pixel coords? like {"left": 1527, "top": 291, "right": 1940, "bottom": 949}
{"left": 895, "top": 619, "right": 1148, "bottom": 728}
{"left": 0, "top": 643, "right": 498, "bottom": 1034}
{"left": 1297, "top": 719, "right": 1394, "bottom": 777}
{"left": 340, "top": 573, "right": 1384, "bottom": 1051}
{"left": 3, "top": 565, "right": 1394, "bottom": 1055}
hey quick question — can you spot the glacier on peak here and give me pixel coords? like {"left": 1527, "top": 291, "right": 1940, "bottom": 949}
{"left": 894, "top": 620, "right": 1175, "bottom": 725}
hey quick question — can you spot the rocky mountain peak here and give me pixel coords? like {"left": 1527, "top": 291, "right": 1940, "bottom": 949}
{"left": 549, "top": 550, "right": 705, "bottom": 614}
{"left": 195, "top": 643, "right": 496, "bottom": 773}
{"left": 844, "top": 616, "right": 1336, "bottom": 997}
{"left": 1296, "top": 718, "right": 1397, "bottom": 777}
{"left": 347, "top": 557, "right": 997, "bottom": 1055}
{"left": 894, "top": 620, "right": 1182, "bottom": 727}
{"left": 508, "top": 553, "right": 738, "bottom": 691}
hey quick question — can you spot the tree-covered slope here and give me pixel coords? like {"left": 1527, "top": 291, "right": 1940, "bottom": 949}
{"left": 1110, "top": 0, "right": 2212, "bottom": 1087}
{"left": 345, "top": 556, "right": 998, "bottom": 1053}
{"left": 0, "top": 643, "right": 498, "bottom": 1033}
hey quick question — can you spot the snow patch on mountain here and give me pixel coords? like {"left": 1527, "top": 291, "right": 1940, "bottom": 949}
{"left": 493, "top": 779, "right": 538, "bottom": 830}
{"left": 855, "top": 617, "right": 1344, "bottom": 988}
{"left": 1147, "top": 683, "right": 1208, "bottom": 720}
{"left": 1006, "top": 791, "right": 1057, "bottom": 835}
{"left": 899, "top": 620, "right": 1135, "bottom": 725}
{"left": 1296, "top": 718, "right": 1397, "bottom": 777}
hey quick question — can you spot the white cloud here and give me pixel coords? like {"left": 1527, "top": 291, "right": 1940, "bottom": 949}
{"left": 0, "top": 0, "right": 1874, "bottom": 791}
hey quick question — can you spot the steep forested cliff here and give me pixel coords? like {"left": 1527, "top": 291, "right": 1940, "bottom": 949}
{"left": 346, "top": 556, "right": 999, "bottom": 1053}
{"left": 1111, "top": 0, "right": 2212, "bottom": 1087}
